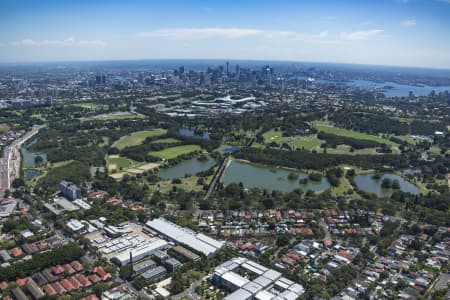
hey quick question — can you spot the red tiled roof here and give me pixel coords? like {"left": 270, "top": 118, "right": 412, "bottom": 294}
{"left": 75, "top": 274, "right": 92, "bottom": 287}
{"left": 69, "top": 277, "right": 82, "bottom": 290}
{"left": 51, "top": 282, "right": 67, "bottom": 295}
{"left": 10, "top": 247, "right": 23, "bottom": 257}
{"left": 52, "top": 265, "right": 65, "bottom": 275}
{"left": 60, "top": 279, "right": 75, "bottom": 292}
{"left": 16, "top": 278, "right": 27, "bottom": 287}
{"left": 63, "top": 263, "right": 76, "bottom": 274}
{"left": 88, "top": 274, "right": 101, "bottom": 284}
{"left": 71, "top": 260, "right": 83, "bottom": 272}
{"left": 93, "top": 266, "right": 111, "bottom": 281}
{"left": 42, "top": 284, "right": 57, "bottom": 296}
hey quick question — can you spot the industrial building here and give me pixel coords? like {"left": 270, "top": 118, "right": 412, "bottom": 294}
{"left": 44, "top": 197, "right": 79, "bottom": 215}
{"left": 172, "top": 245, "right": 200, "bottom": 262}
{"left": 163, "top": 257, "right": 182, "bottom": 272}
{"left": 133, "top": 259, "right": 157, "bottom": 276}
{"left": 145, "top": 218, "right": 224, "bottom": 257}
{"left": 59, "top": 180, "right": 81, "bottom": 201}
{"left": 213, "top": 257, "right": 304, "bottom": 300}
{"left": 141, "top": 266, "right": 167, "bottom": 282}
{"left": 110, "top": 238, "right": 169, "bottom": 266}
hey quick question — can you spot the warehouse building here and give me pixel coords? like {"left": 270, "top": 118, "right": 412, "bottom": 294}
{"left": 214, "top": 257, "right": 305, "bottom": 300}
{"left": 110, "top": 238, "right": 169, "bottom": 266}
{"left": 145, "top": 218, "right": 224, "bottom": 257}
{"left": 172, "top": 246, "right": 200, "bottom": 262}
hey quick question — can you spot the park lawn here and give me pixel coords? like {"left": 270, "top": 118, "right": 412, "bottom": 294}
{"left": 70, "top": 102, "right": 101, "bottom": 110}
{"left": 430, "top": 146, "right": 442, "bottom": 155}
{"left": 152, "top": 138, "right": 180, "bottom": 144}
{"left": 148, "top": 145, "right": 201, "bottom": 160}
{"left": 112, "top": 129, "right": 167, "bottom": 149}
{"left": 149, "top": 175, "right": 206, "bottom": 193}
{"left": 100, "top": 112, "right": 145, "bottom": 120}
{"left": 84, "top": 112, "right": 145, "bottom": 121}
{"left": 314, "top": 121, "right": 398, "bottom": 147}
{"left": 290, "top": 135, "right": 323, "bottom": 150}
{"left": 170, "top": 97, "right": 192, "bottom": 105}
{"left": 107, "top": 155, "right": 139, "bottom": 171}
{"left": 263, "top": 130, "right": 323, "bottom": 150}
{"left": 262, "top": 129, "right": 286, "bottom": 144}
{"left": 330, "top": 178, "right": 351, "bottom": 197}
{"left": 394, "top": 135, "right": 419, "bottom": 145}
{"left": 0, "top": 124, "right": 10, "bottom": 133}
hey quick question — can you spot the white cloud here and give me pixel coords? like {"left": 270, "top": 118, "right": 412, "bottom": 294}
{"left": 136, "top": 27, "right": 336, "bottom": 44}
{"left": 10, "top": 37, "right": 106, "bottom": 47}
{"left": 318, "top": 31, "right": 329, "bottom": 38}
{"left": 340, "top": 29, "right": 384, "bottom": 41}
{"left": 402, "top": 19, "right": 416, "bottom": 27}
{"left": 137, "top": 28, "right": 265, "bottom": 40}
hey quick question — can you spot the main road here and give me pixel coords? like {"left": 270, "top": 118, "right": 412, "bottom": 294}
{"left": 0, "top": 125, "right": 44, "bottom": 197}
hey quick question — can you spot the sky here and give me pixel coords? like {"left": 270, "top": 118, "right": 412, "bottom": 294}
{"left": 1, "top": 0, "right": 450, "bottom": 69}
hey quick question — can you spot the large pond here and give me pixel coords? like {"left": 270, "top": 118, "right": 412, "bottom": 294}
{"left": 178, "top": 128, "right": 210, "bottom": 140}
{"left": 158, "top": 156, "right": 217, "bottom": 180}
{"left": 24, "top": 170, "right": 41, "bottom": 180}
{"left": 354, "top": 173, "right": 420, "bottom": 197}
{"left": 222, "top": 160, "right": 330, "bottom": 193}
{"left": 21, "top": 139, "right": 47, "bottom": 168}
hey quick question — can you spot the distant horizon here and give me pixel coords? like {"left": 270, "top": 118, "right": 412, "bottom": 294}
{"left": 1, "top": 57, "right": 450, "bottom": 73}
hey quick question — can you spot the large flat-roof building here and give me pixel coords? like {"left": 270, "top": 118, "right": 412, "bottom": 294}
{"left": 110, "top": 238, "right": 169, "bottom": 266}
{"left": 141, "top": 266, "right": 167, "bottom": 283}
{"left": 215, "top": 257, "right": 305, "bottom": 300}
{"left": 145, "top": 218, "right": 224, "bottom": 257}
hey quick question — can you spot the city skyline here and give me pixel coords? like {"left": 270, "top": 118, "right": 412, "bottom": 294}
{"left": 1, "top": 0, "right": 450, "bottom": 69}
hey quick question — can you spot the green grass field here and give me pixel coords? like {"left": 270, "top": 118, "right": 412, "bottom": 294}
{"left": 0, "top": 124, "right": 10, "bottom": 133}
{"left": 112, "top": 129, "right": 167, "bottom": 149}
{"left": 393, "top": 135, "right": 419, "bottom": 145}
{"left": 262, "top": 130, "right": 322, "bottom": 150}
{"left": 152, "top": 138, "right": 180, "bottom": 144}
{"left": 314, "top": 121, "right": 398, "bottom": 147}
{"left": 148, "top": 145, "right": 201, "bottom": 160}
{"left": 262, "top": 124, "right": 401, "bottom": 154}
{"left": 85, "top": 112, "right": 145, "bottom": 121}
{"left": 107, "top": 155, "right": 139, "bottom": 170}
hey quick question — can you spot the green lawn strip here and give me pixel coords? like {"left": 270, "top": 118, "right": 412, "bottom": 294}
{"left": 112, "top": 129, "right": 167, "bottom": 149}
{"left": 314, "top": 122, "right": 398, "bottom": 147}
{"left": 152, "top": 138, "right": 180, "bottom": 144}
{"left": 148, "top": 145, "right": 201, "bottom": 160}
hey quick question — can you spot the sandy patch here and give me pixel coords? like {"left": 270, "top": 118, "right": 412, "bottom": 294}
{"left": 137, "top": 163, "right": 160, "bottom": 171}
{"left": 110, "top": 172, "right": 127, "bottom": 179}
{"left": 127, "top": 168, "right": 145, "bottom": 174}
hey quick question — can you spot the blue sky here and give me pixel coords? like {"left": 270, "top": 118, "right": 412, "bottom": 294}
{"left": 1, "top": 0, "right": 450, "bottom": 68}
